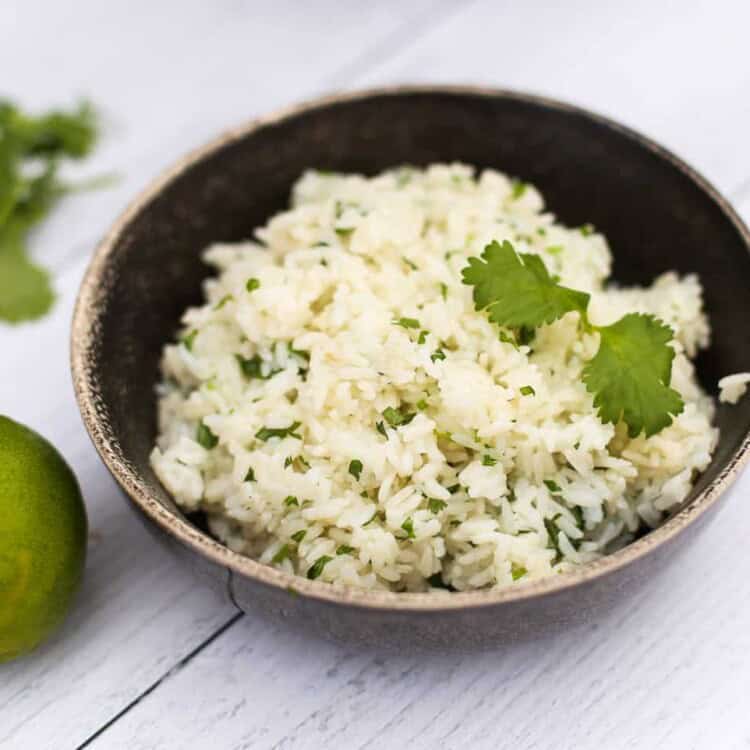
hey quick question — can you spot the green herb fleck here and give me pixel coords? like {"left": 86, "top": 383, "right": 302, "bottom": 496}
{"left": 244, "top": 467, "right": 255, "bottom": 482}
{"left": 335, "top": 226, "right": 354, "bottom": 237}
{"left": 439, "top": 282, "right": 448, "bottom": 300}
{"left": 511, "top": 562, "right": 527, "bottom": 581}
{"left": 511, "top": 180, "right": 527, "bottom": 200}
{"left": 544, "top": 479, "right": 562, "bottom": 494}
{"left": 180, "top": 329, "right": 198, "bottom": 351}
{"left": 307, "top": 555, "right": 333, "bottom": 580}
{"left": 401, "top": 517, "right": 416, "bottom": 539}
{"left": 291, "top": 530, "right": 306, "bottom": 543}
{"left": 402, "top": 256, "right": 418, "bottom": 271}
{"left": 272, "top": 544, "right": 290, "bottom": 563}
{"left": 336, "top": 544, "right": 354, "bottom": 556}
{"left": 482, "top": 454, "right": 497, "bottom": 466}
{"left": 196, "top": 421, "right": 219, "bottom": 449}
{"left": 376, "top": 421, "right": 387, "bottom": 438}
{"left": 416, "top": 398, "right": 428, "bottom": 411}
{"left": 348, "top": 459, "right": 363, "bottom": 481}
{"left": 546, "top": 245, "right": 564, "bottom": 255}
{"left": 417, "top": 330, "right": 428, "bottom": 345}
{"left": 580, "top": 223, "right": 595, "bottom": 237}
{"left": 284, "top": 495, "right": 299, "bottom": 507}
{"left": 382, "top": 406, "right": 416, "bottom": 428}
{"left": 447, "top": 484, "right": 460, "bottom": 494}
{"left": 235, "top": 354, "right": 280, "bottom": 380}
{"left": 431, "top": 349, "right": 446, "bottom": 362}
{"left": 246, "top": 277, "right": 260, "bottom": 292}
{"left": 393, "top": 316, "right": 420, "bottom": 329}
{"left": 214, "top": 294, "right": 234, "bottom": 310}
{"left": 255, "top": 421, "right": 302, "bottom": 442}
{"left": 428, "top": 498, "right": 448, "bottom": 514}
{"left": 520, "top": 385, "right": 535, "bottom": 396}
{"left": 571, "top": 506, "right": 585, "bottom": 530}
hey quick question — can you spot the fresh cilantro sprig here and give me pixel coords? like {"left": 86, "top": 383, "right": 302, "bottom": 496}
{"left": 0, "top": 99, "right": 102, "bottom": 323}
{"left": 462, "top": 240, "right": 684, "bottom": 437}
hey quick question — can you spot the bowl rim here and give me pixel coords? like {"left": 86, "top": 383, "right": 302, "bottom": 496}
{"left": 71, "top": 84, "right": 750, "bottom": 612}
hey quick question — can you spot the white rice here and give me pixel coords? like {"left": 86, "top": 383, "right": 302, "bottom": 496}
{"left": 150, "top": 163, "right": 720, "bottom": 592}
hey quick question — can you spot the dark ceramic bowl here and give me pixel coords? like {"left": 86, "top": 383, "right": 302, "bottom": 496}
{"left": 72, "top": 87, "right": 750, "bottom": 648}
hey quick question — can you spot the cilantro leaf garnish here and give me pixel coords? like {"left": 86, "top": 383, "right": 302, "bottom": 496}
{"left": 462, "top": 240, "right": 684, "bottom": 438}
{"left": 583, "top": 313, "right": 684, "bottom": 438}
{"left": 461, "top": 240, "right": 589, "bottom": 329}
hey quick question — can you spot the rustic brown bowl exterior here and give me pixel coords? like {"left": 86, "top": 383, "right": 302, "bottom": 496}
{"left": 72, "top": 87, "right": 750, "bottom": 648}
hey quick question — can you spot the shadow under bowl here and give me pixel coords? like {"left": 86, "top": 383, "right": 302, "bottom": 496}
{"left": 72, "top": 86, "right": 750, "bottom": 648}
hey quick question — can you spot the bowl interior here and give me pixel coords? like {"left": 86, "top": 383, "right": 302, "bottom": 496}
{"left": 77, "top": 88, "right": 750, "bottom": 563}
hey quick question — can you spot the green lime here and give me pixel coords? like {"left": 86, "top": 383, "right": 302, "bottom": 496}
{"left": 0, "top": 415, "right": 87, "bottom": 662}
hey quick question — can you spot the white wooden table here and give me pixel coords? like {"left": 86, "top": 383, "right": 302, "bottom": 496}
{"left": 2, "top": 2, "right": 750, "bottom": 748}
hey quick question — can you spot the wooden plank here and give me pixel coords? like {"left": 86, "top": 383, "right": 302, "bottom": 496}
{"left": 87, "top": 472, "right": 750, "bottom": 749}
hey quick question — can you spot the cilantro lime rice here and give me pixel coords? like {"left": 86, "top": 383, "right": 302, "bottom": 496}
{"left": 150, "top": 164, "right": 718, "bottom": 592}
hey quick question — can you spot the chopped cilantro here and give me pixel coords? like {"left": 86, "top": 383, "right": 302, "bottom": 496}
{"left": 393, "top": 316, "right": 420, "bottom": 329}
{"left": 511, "top": 562, "right": 527, "bottom": 581}
{"left": 511, "top": 179, "right": 527, "bottom": 200}
{"left": 546, "top": 245, "right": 564, "bottom": 255}
{"left": 291, "top": 530, "right": 306, "bottom": 543}
{"left": 418, "top": 330, "right": 428, "bottom": 345}
{"left": 447, "top": 484, "right": 460, "bottom": 494}
{"left": 307, "top": 555, "right": 333, "bottom": 580}
{"left": 284, "top": 456, "right": 293, "bottom": 468}
{"left": 272, "top": 544, "right": 290, "bottom": 563}
{"left": 337, "top": 545, "right": 354, "bottom": 555}
{"left": 284, "top": 495, "right": 299, "bottom": 507}
{"left": 401, "top": 517, "right": 416, "bottom": 539}
{"left": 214, "top": 294, "right": 234, "bottom": 310}
{"left": 571, "top": 506, "right": 585, "bottom": 530}
{"left": 363, "top": 510, "right": 379, "bottom": 526}
{"left": 431, "top": 349, "right": 446, "bottom": 362}
{"left": 235, "top": 354, "right": 280, "bottom": 380}
{"left": 580, "top": 223, "right": 595, "bottom": 237}
{"left": 196, "top": 421, "right": 218, "bottom": 449}
{"left": 439, "top": 282, "right": 448, "bottom": 300}
{"left": 428, "top": 498, "right": 448, "bottom": 513}
{"left": 348, "top": 459, "right": 363, "bottom": 481}
{"left": 255, "top": 421, "right": 302, "bottom": 442}
{"left": 544, "top": 517, "right": 563, "bottom": 563}
{"left": 416, "top": 398, "right": 428, "bottom": 411}
{"left": 537, "top": 227, "right": 547, "bottom": 236}
{"left": 481, "top": 454, "right": 497, "bottom": 466}
{"left": 402, "top": 256, "right": 418, "bottom": 270}
{"left": 180, "top": 329, "right": 198, "bottom": 351}
{"left": 244, "top": 467, "right": 255, "bottom": 482}
{"left": 462, "top": 241, "right": 683, "bottom": 437}
{"left": 375, "top": 421, "right": 387, "bottom": 438}
{"left": 520, "top": 385, "right": 535, "bottom": 396}
{"left": 335, "top": 226, "right": 354, "bottom": 237}
{"left": 382, "top": 406, "right": 416, "bottom": 428}
{"left": 246, "top": 277, "right": 260, "bottom": 292}
{"left": 544, "top": 479, "right": 562, "bottom": 494}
